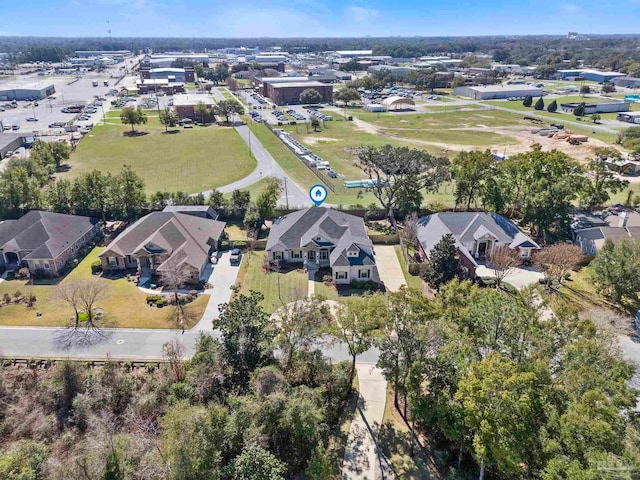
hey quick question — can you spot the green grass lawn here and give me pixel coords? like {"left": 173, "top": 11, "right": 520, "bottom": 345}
{"left": 249, "top": 121, "right": 456, "bottom": 208}
{"left": 394, "top": 246, "right": 424, "bottom": 291}
{"left": 63, "top": 114, "right": 256, "bottom": 194}
{"left": 0, "top": 248, "right": 209, "bottom": 328}
{"left": 235, "top": 251, "right": 309, "bottom": 313}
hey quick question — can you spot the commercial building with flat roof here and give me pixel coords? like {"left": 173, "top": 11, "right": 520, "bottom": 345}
{"left": 617, "top": 111, "right": 640, "bottom": 124}
{"left": 335, "top": 50, "right": 373, "bottom": 58}
{"left": 136, "top": 79, "right": 185, "bottom": 95}
{"left": 0, "top": 82, "right": 55, "bottom": 100}
{"left": 264, "top": 80, "right": 333, "bottom": 105}
{"left": 453, "top": 84, "right": 543, "bottom": 100}
{"left": 172, "top": 94, "right": 215, "bottom": 121}
{"left": 560, "top": 102, "right": 630, "bottom": 115}
{"left": 146, "top": 54, "right": 209, "bottom": 68}
{"left": 557, "top": 69, "right": 626, "bottom": 83}
{"left": 75, "top": 50, "right": 131, "bottom": 59}
{"left": 614, "top": 77, "right": 640, "bottom": 89}
{"left": 140, "top": 66, "right": 194, "bottom": 83}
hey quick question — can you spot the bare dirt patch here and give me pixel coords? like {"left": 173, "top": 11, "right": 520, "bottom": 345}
{"left": 303, "top": 136, "right": 339, "bottom": 145}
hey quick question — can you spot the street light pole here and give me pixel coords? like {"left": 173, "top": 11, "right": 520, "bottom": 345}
{"left": 284, "top": 177, "right": 289, "bottom": 209}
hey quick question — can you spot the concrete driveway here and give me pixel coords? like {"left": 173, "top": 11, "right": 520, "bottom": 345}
{"left": 475, "top": 264, "right": 544, "bottom": 290}
{"left": 374, "top": 245, "right": 406, "bottom": 292}
{"left": 193, "top": 251, "right": 241, "bottom": 332}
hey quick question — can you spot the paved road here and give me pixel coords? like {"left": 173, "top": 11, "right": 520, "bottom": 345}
{"left": 205, "top": 88, "right": 312, "bottom": 208}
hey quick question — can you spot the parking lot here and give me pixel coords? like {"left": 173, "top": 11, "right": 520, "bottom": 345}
{"left": 0, "top": 64, "right": 134, "bottom": 137}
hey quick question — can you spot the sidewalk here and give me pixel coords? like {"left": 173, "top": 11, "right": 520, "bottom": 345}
{"left": 342, "top": 364, "right": 392, "bottom": 480}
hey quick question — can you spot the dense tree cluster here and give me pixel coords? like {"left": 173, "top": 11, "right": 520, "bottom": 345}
{"left": 371, "top": 284, "right": 640, "bottom": 479}
{"left": 0, "top": 292, "right": 352, "bottom": 479}
{"left": 451, "top": 146, "right": 628, "bottom": 241}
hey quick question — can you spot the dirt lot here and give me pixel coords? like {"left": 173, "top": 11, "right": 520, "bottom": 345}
{"left": 352, "top": 117, "right": 615, "bottom": 162}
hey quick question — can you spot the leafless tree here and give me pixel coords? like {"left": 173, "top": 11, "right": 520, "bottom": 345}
{"left": 158, "top": 257, "right": 192, "bottom": 305}
{"left": 162, "top": 340, "right": 186, "bottom": 383}
{"left": 165, "top": 301, "right": 199, "bottom": 331}
{"left": 534, "top": 243, "right": 585, "bottom": 289}
{"left": 54, "top": 280, "right": 84, "bottom": 328}
{"left": 401, "top": 212, "right": 419, "bottom": 247}
{"left": 55, "top": 278, "right": 108, "bottom": 329}
{"left": 78, "top": 278, "right": 108, "bottom": 326}
{"left": 487, "top": 246, "right": 522, "bottom": 289}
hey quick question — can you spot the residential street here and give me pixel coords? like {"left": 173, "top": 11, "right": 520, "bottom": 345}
{"left": 207, "top": 87, "right": 312, "bottom": 208}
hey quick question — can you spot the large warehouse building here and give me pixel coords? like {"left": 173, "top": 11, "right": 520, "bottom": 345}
{"left": 453, "top": 84, "right": 543, "bottom": 100}
{"left": 560, "top": 102, "right": 630, "bottom": 115}
{"left": 557, "top": 69, "right": 626, "bottom": 83}
{"left": 0, "top": 82, "right": 56, "bottom": 101}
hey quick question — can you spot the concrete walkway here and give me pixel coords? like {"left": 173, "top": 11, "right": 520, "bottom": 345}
{"left": 308, "top": 279, "right": 315, "bottom": 298}
{"left": 374, "top": 246, "right": 406, "bottom": 292}
{"left": 193, "top": 251, "right": 240, "bottom": 332}
{"left": 342, "top": 364, "right": 390, "bottom": 480}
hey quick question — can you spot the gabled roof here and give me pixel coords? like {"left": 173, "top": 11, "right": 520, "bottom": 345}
{"left": 267, "top": 207, "right": 374, "bottom": 267}
{"left": 100, "top": 212, "right": 225, "bottom": 272}
{"left": 0, "top": 211, "right": 99, "bottom": 260}
{"left": 417, "top": 212, "right": 539, "bottom": 267}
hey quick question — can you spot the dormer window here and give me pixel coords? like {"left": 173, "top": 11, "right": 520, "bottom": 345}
{"left": 347, "top": 250, "right": 358, "bottom": 257}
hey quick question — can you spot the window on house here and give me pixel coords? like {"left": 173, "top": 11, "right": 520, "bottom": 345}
{"left": 273, "top": 251, "right": 283, "bottom": 260}
{"left": 109, "top": 257, "right": 117, "bottom": 267}
{"left": 292, "top": 250, "right": 302, "bottom": 259}
{"left": 319, "top": 250, "right": 329, "bottom": 260}
{"left": 359, "top": 269, "right": 370, "bottom": 279}
{"left": 335, "top": 271, "right": 347, "bottom": 279}
{"left": 43, "top": 262, "right": 50, "bottom": 269}
{"left": 347, "top": 250, "right": 358, "bottom": 257}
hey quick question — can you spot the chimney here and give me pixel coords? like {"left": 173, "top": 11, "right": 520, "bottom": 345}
{"left": 619, "top": 211, "right": 629, "bottom": 228}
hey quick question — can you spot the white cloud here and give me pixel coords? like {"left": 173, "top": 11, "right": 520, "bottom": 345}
{"left": 344, "top": 5, "right": 380, "bottom": 23}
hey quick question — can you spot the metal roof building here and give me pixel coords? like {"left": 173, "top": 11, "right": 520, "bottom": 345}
{"left": 453, "top": 84, "right": 543, "bottom": 100}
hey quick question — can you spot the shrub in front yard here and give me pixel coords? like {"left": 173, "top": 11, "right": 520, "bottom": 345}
{"left": 91, "top": 260, "right": 103, "bottom": 274}
{"left": 350, "top": 279, "right": 377, "bottom": 290}
{"left": 16, "top": 267, "right": 30, "bottom": 279}
{"left": 322, "top": 275, "right": 333, "bottom": 285}
{"left": 156, "top": 298, "right": 164, "bottom": 308}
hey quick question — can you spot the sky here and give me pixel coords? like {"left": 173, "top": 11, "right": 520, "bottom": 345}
{"left": 2, "top": 0, "right": 640, "bottom": 38}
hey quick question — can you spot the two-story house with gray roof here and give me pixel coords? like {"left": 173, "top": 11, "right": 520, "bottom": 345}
{"left": 417, "top": 212, "right": 539, "bottom": 279}
{"left": 0, "top": 211, "right": 101, "bottom": 276}
{"left": 266, "top": 207, "right": 377, "bottom": 285}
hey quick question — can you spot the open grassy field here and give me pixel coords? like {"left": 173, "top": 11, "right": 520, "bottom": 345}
{"left": 346, "top": 109, "right": 523, "bottom": 146}
{"left": 0, "top": 248, "right": 209, "bottom": 328}
{"left": 62, "top": 112, "right": 256, "bottom": 194}
{"left": 235, "top": 251, "right": 308, "bottom": 313}
{"left": 249, "top": 120, "right": 457, "bottom": 207}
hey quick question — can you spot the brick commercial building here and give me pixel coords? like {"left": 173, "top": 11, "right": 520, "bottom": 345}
{"left": 136, "top": 79, "right": 185, "bottom": 95}
{"left": 261, "top": 78, "right": 333, "bottom": 105}
{"left": 173, "top": 94, "right": 215, "bottom": 121}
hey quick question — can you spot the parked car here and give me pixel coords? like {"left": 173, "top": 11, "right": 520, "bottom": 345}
{"left": 26, "top": 117, "right": 38, "bottom": 122}
{"left": 230, "top": 248, "right": 242, "bottom": 264}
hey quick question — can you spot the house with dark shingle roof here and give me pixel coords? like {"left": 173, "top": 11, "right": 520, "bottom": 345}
{"left": 0, "top": 211, "right": 101, "bottom": 276}
{"left": 417, "top": 212, "right": 539, "bottom": 279}
{"left": 574, "top": 211, "right": 640, "bottom": 255}
{"left": 266, "top": 207, "right": 376, "bottom": 284}
{"left": 99, "top": 212, "right": 225, "bottom": 281}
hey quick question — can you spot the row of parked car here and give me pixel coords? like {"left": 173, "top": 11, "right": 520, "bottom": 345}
{"left": 308, "top": 109, "right": 333, "bottom": 121}
{"left": 286, "top": 109, "right": 306, "bottom": 121}
{"left": 249, "top": 110, "right": 265, "bottom": 122}
{"left": 271, "top": 110, "right": 288, "bottom": 122}
{"left": 249, "top": 92, "right": 268, "bottom": 105}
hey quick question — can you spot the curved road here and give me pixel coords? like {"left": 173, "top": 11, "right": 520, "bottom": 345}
{"left": 207, "top": 87, "right": 312, "bottom": 208}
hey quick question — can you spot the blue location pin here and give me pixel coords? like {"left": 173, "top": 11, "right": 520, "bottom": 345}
{"left": 309, "top": 184, "right": 328, "bottom": 206}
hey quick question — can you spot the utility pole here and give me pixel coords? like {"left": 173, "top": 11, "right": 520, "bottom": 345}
{"left": 284, "top": 177, "right": 289, "bottom": 209}
{"left": 107, "top": 21, "right": 114, "bottom": 53}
